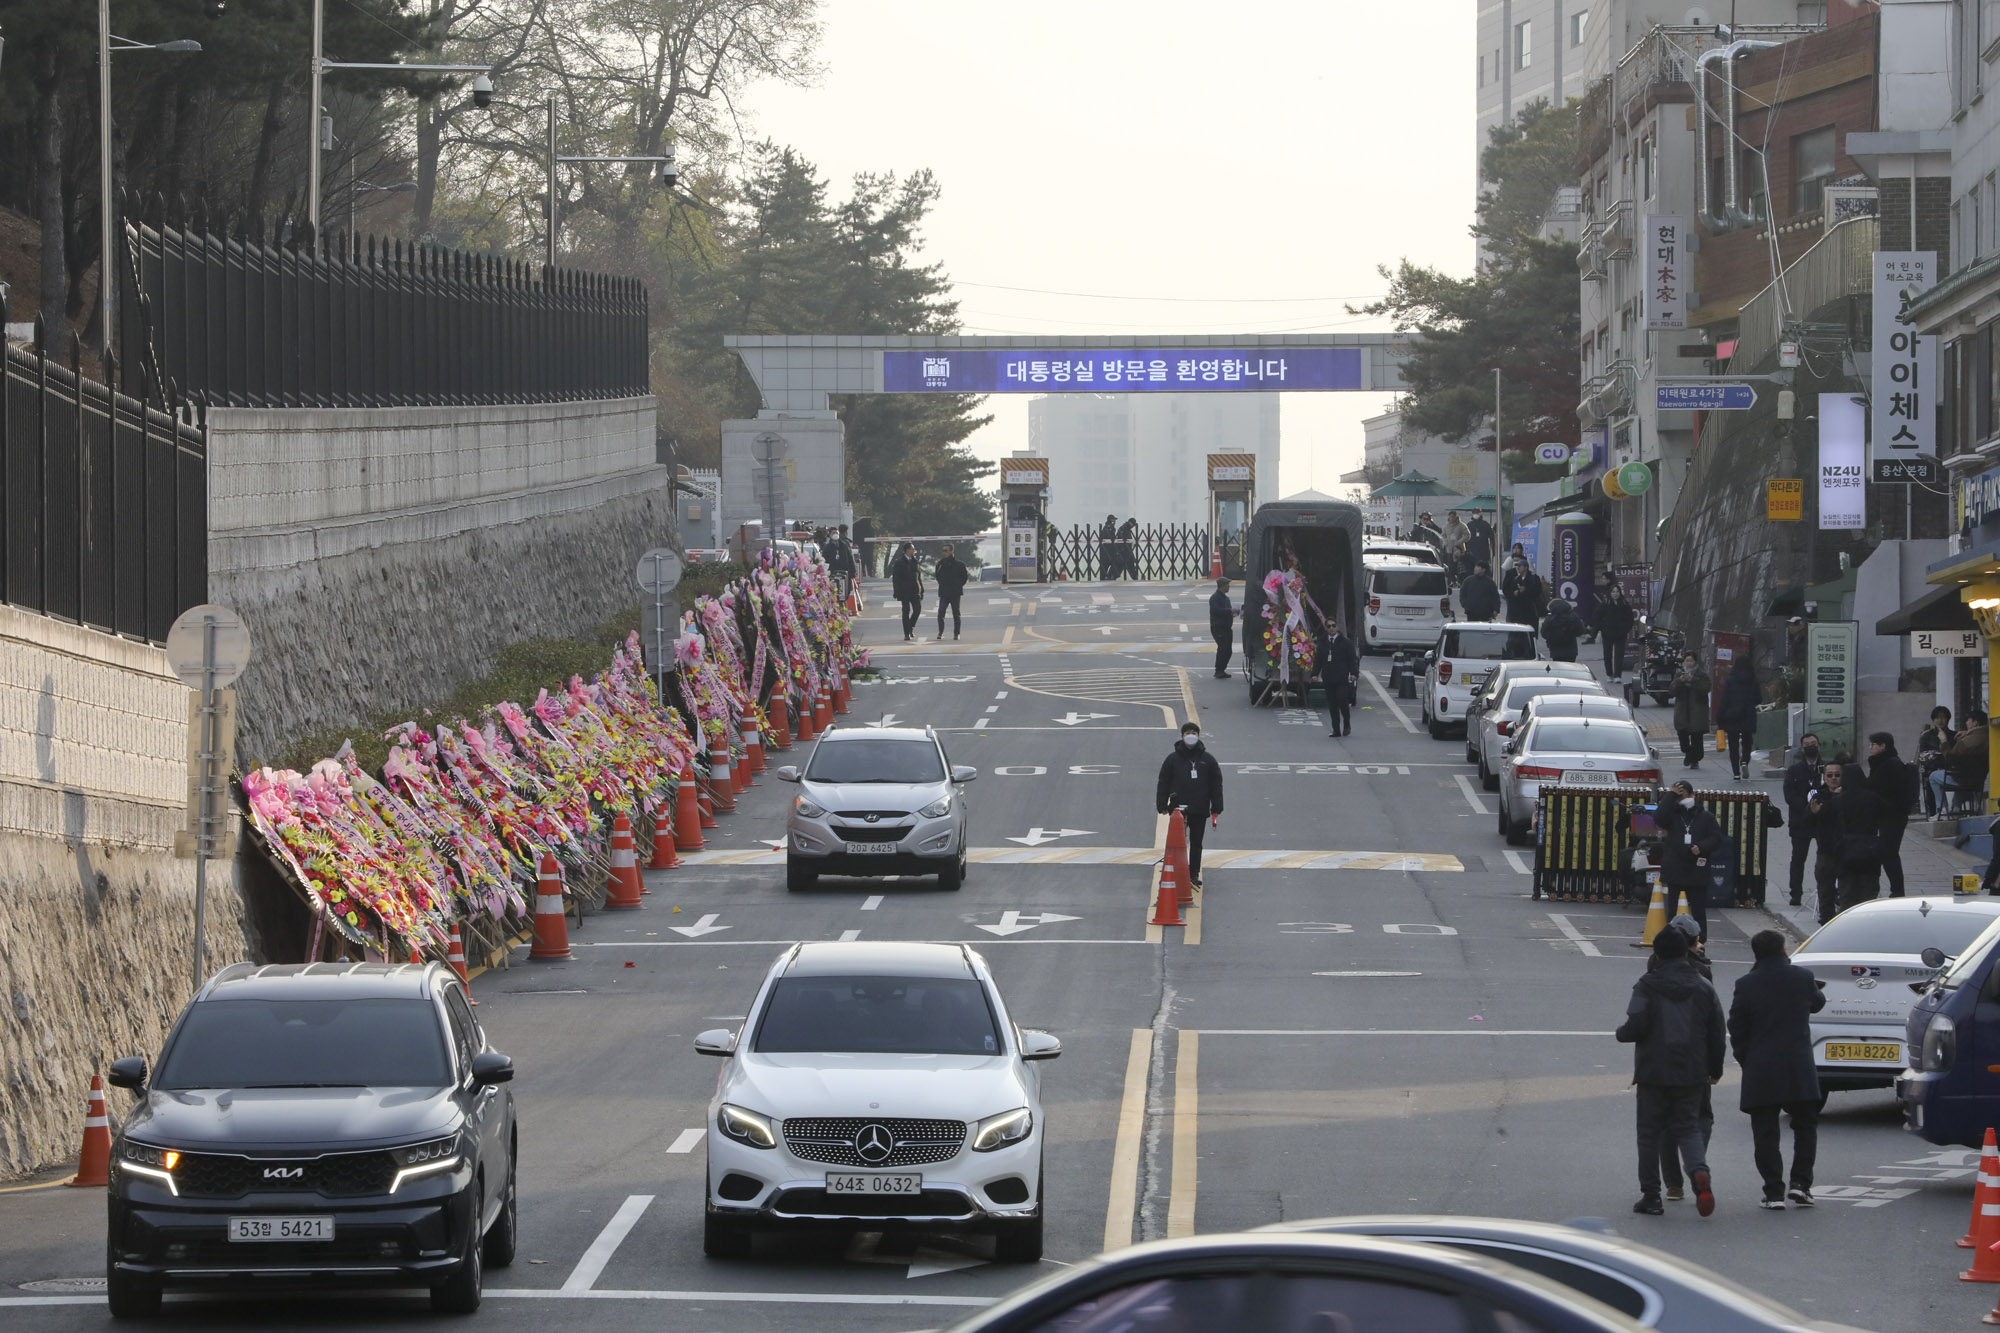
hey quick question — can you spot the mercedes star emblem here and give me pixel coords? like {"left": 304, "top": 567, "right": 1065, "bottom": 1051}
{"left": 855, "top": 1124, "right": 894, "bottom": 1164}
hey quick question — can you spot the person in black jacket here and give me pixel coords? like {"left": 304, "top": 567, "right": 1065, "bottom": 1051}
{"left": 1539, "top": 598, "right": 1585, "bottom": 663}
{"left": 1729, "top": 929, "right": 1827, "bottom": 1208}
{"left": 1917, "top": 706, "right": 1956, "bottom": 816}
{"left": 1459, "top": 560, "right": 1502, "bottom": 622}
{"left": 1649, "top": 915, "right": 1716, "bottom": 1203}
{"left": 1320, "top": 620, "right": 1359, "bottom": 738}
{"left": 1808, "top": 759, "right": 1886, "bottom": 923}
{"left": 888, "top": 542, "right": 925, "bottom": 641}
{"left": 1465, "top": 512, "right": 1495, "bottom": 570}
{"left": 1865, "top": 732, "right": 1915, "bottom": 898}
{"left": 1502, "top": 556, "right": 1546, "bottom": 626}
{"left": 1209, "top": 578, "right": 1238, "bottom": 678}
{"left": 1718, "top": 658, "right": 1759, "bottom": 781}
{"left": 933, "top": 543, "right": 969, "bottom": 641}
{"left": 1657, "top": 780, "right": 1725, "bottom": 942}
{"left": 1781, "top": 734, "right": 1824, "bottom": 908}
{"left": 1156, "top": 722, "right": 1224, "bottom": 887}
{"left": 1616, "top": 924, "right": 1727, "bottom": 1217}
{"left": 1593, "top": 585, "right": 1638, "bottom": 681}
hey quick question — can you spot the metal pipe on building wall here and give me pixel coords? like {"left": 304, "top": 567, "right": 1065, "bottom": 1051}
{"left": 1697, "top": 40, "right": 1781, "bottom": 233}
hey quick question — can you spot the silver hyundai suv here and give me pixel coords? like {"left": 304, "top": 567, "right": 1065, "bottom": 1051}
{"left": 777, "top": 727, "right": 976, "bottom": 892}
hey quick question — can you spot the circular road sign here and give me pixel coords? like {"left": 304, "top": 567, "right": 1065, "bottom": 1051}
{"left": 751, "top": 432, "right": 787, "bottom": 464}
{"left": 165, "top": 604, "right": 253, "bottom": 689}
{"left": 636, "top": 548, "right": 685, "bottom": 595}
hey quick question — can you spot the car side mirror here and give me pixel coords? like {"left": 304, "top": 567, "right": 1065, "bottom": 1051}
{"left": 1921, "top": 946, "right": 1949, "bottom": 970}
{"left": 774, "top": 766, "right": 801, "bottom": 783}
{"left": 470, "top": 1052, "right": 514, "bottom": 1087}
{"left": 951, "top": 765, "right": 978, "bottom": 783}
{"left": 1019, "top": 1030, "right": 1062, "bottom": 1061}
{"left": 108, "top": 1056, "right": 147, "bottom": 1091}
{"left": 694, "top": 1028, "right": 736, "bottom": 1056}
{"left": 1423, "top": 651, "right": 1436, "bottom": 663}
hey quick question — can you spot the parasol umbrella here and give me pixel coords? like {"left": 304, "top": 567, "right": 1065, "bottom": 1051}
{"left": 1370, "top": 469, "right": 1462, "bottom": 498}
{"left": 1449, "top": 489, "right": 1498, "bottom": 510}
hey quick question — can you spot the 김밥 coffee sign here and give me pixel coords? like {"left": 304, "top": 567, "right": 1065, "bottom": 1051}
{"left": 1818, "top": 393, "right": 1866, "bottom": 530}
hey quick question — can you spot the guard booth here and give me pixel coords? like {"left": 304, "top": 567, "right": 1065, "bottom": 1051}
{"left": 1208, "top": 454, "right": 1256, "bottom": 578}
{"left": 1000, "top": 456, "right": 1050, "bottom": 585}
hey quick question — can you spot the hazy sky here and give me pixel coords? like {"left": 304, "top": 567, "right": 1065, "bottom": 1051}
{"left": 743, "top": 0, "right": 1476, "bottom": 499}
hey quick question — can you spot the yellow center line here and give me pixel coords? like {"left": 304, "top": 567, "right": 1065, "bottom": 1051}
{"left": 1167, "top": 1029, "right": 1200, "bottom": 1238}
{"left": 1102, "top": 1028, "right": 1152, "bottom": 1253}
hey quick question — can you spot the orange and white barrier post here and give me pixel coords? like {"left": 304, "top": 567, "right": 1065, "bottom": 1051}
{"left": 796, "top": 691, "right": 818, "bottom": 742}
{"left": 674, "top": 766, "right": 705, "bottom": 851}
{"left": 606, "top": 812, "right": 644, "bottom": 909}
{"left": 67, "top": 1076, "right": 111, "bottom": 1188}
{"left": 1149, "top": 820, "right": 1186, "bottom": 928}
{"left": 528, "top": 854, "right": 573, "bottom": 960}
{"left": 815, "top": 679, "right": 834, "bottom": 730}
{"left": 744, "top": 719, "right": 767, "bottom": 777}
{"left": 768, "top": 694, "right": 793, "bottom": 750}
{"left": 1966, "top": 1129, "right": 2000, "bottom": 1251}
{"left": 648, "top": 807, "right": 681, "bottom": 869}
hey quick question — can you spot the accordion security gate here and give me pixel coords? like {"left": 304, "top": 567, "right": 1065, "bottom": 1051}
{"left": 1039, "top": 523, "right": 1212, "bottom": 582}
{"left": 1534, "top": 784, "right": 1774, "bottom": 906}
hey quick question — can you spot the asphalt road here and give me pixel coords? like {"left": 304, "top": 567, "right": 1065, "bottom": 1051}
{"left": 0, "top": 579, "right": 1982, "bottom": 1331}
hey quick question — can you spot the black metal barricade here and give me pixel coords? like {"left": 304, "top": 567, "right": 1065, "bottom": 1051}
{"left": 1533, "top": 784, "right": 1657, "bottom": 902}
{"left": 1690, "top": 786, "right": 1776, "bottom": 907}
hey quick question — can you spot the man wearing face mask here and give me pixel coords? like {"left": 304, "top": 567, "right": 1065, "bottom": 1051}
{"left": 1156, "top": 722, "right": 1225, "bottom": 889}
{"left": 1657, "top": 781, "right": 1724, "bottom": 942}
{"left": 1781, "top": 733, "right": 1824, "bottom": 909}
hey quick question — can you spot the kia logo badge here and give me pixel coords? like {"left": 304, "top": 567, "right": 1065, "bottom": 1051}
{"left": 262, "top": 1166, "right": 305, "bottom": 1179}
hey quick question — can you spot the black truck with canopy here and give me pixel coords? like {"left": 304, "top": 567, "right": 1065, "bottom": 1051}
{"left": 1240, "top": 491, "right": 1366, "bottom": 705}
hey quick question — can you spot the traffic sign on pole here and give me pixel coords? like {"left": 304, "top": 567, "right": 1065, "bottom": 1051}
{"left": 1656, "top": 383, "right": 1757, "bottom": 411}
{"left": 165, "top": 605, "right": 253, "bottom": 689}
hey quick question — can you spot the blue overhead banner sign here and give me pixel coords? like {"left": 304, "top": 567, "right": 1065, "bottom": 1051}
{"left": 882, "top": 348, "right": 1363, "bottom": 393}
{"left": 1656, "top": 383, "right": 1757, "bottom": 411}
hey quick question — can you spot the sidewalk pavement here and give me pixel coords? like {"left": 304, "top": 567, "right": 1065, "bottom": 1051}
{"left": 1595, "top": 661, "right": 1989, "bottom": 941}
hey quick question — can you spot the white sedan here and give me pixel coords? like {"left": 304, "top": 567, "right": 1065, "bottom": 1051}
{"left": 696, "top": 941, "right": 1058, "bottom": 1262}
{"left": 1795, "top": 896, "right": 2000, "bottom": 1091}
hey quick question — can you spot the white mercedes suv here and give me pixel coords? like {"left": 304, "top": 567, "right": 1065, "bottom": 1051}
{"left": 695, "top": 942, "right": 1059, "bottom": 1263}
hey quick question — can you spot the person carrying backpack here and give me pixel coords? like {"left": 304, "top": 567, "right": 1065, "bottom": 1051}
{"left": 1616, "top": 923, "right": 1727, "bottom": 1218}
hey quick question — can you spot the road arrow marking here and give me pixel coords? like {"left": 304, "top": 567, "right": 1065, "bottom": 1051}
{"left": 1004, "top": 827, "right": 1097, "bottom": 846}
{"left": 1054, "top": 712, "right": 1117, "bottom": 726}
{"left": 866, "top": 714, "right": 902, "bottom": 728}
{"left": 976, "top": 910, "right": 1083, "bottom": 936}
{"left": 669, "top": 913, "right": 729, "bottom": 938}
{"left": 1093, "top": 626, "right": 1116, "bottom": 636}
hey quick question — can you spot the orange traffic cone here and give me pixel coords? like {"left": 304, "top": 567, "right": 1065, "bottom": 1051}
{"left": 832, "top": 663, "right": 849, "bottom": 715}
{"left": 1167, "top": 810, "right": 1194, "bottom": 905}
{"left": 1966, "top": 1135, "right": 2000, "bottom": 1281}
{"left": 606, "top": 812, "right": 644, "bottom": 909}
{"left": 1966, "top": 1130, "right": 2000, "bottom": 1251}
{"left": 447, "top": 925, "right": 478, "bottom": 1004}
{"left": 1149, "top": 839, "right": 1185, "bottom": 927}
{"left": 709, "top": 738, "right": 737, "bottom": 812}
{"left": 845, "top": 589, "right": 858, "bottom": 613}
{"left": 815, "top": 680, "right": 834, "bottom": 730}
{"left": 796, "top": 692, "right": 818, "bottom": 742}
{"left": 674, "top": 767, "right": 705, "bottom": 852}
{"left": 698, "top": 785, "right": 718, "bottom": 828}
{"left": 768, "top": 694, "right": 793, "bottom": 750}
{"left": 528, "top": 854, "right": 573, "bottom": 960}
{"left": 1210, "top": 548, "right": 1223, "bottom": 578}
{"left": 744, "top": 719, "right": 767, "bottom": 777}
{"left": 67, "top": 1075, "right": 111, "bottom": 1188}
{"left": 409, "top": 948, "right": 424, "bottom": 967}
{"left": 648, "top": 807, "right": 680, "bottom": 869}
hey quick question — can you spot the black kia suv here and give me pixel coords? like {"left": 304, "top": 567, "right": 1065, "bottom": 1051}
{"left": 104, "top": 961, "right": 517, "bottom": 1317}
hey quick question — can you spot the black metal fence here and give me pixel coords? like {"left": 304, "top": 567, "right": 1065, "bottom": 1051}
{"left": 1042, "top": 523, "right": 1211, "bottom": 582}
{"left": 118, "top": 201, "right": 651, "bottom": 409}
{"left": 3, "top": 297, "right": 207, "bottom": 644}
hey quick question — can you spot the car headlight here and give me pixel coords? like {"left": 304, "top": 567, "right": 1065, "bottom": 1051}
{"left": 119, "top": 1141, "right": 181, "bottom": 1195}
{"left": 918, "top": 796, "right": 952, "bottom": 819}
{"left": 971, "top": 1108, "right": 1033, "bottom": 1152}
{"left": 389, "top": 1134, "right": 464, "bottom": 1193}
{"left": 794, "top": 797, "right": 826, "bottom": 819}
{"left": 718, "top": 1104, "right": 777, "bottom": 1149}
{"left": 1921, "top": 1013, "right": 1957, "bottom": 1073}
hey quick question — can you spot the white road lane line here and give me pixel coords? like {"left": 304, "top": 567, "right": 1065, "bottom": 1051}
{"left": 1167, "top": 1030, "right": 1199, "bottom": 1238}
{"left": 490, "top": 1290, "right": 996, "bottom": 1307}
{"left": 1451, "top": 773, "right": 1490, "bottom": 815}
{"left": 995, "top": 690, "right": 1009, "bottom": 698}
{"left": 1360, "top": 669, "right": 1419, "bottom": 734}
{"left": 563, "top": 1194, "right": 654, "bottom": 1292}
{"left": 1547, "top": 913, "right": 1605, "bottom": 958}
{"left": 861, "top": 895, "right": 883, "bottom": 911}
{"left": 839, "top": 929, "right": 862, "bottom": 942}
{"left": 1502, "top": 849, "right": 1533, "bottom": 875}
{"left": 1102, "top": 1028, "right": 1151, "bottom": 1253}
{"left": 1194, "top": 1029, "right": 1617, "bottom": 1036}
{"left": 1178, "top": 623, "right": 1189, "bottom": 633}
{"left": 664, "top": 1129, "right": 704, "bottom": 1154}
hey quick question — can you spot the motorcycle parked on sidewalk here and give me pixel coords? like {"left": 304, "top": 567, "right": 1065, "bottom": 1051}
{"left": 1628, "top": 618, "right": 1685, "bottom": 709}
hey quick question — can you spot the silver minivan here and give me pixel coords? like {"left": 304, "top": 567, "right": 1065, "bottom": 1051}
{"left": 777, "top": 727, "right": 976, "bottom": 892}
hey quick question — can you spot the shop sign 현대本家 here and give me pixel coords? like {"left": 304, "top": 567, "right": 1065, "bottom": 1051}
{"left": 1643, "top": 215, "right": 1685, "bottom": 330}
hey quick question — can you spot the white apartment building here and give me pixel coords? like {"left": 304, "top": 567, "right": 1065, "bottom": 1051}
{"left": 1027, "top": 393, "right": 1279, "bottom": 532}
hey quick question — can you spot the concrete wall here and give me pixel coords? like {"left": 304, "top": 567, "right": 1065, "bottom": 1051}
{"left": 206, "top": 397, "right": 670, "bottom": 765}
{"left": 0, "top": 605, "right": 249, "bottom": 1177}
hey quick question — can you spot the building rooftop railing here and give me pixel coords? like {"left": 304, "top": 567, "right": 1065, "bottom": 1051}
{"left": 1731, "top": 215, "right": 1877, "bottom": 368}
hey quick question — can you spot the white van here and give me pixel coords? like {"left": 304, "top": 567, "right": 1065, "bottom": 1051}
{"left": 1417, "top": 622, "right": 1540, "bottom": 740}
{"left": 1362, "top": 558, "right": 1452, "bottom": 653}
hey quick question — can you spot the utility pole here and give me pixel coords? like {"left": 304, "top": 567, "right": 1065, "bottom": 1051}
{"left": 1494, "top": 367, "right": 1508, "bottom": 549}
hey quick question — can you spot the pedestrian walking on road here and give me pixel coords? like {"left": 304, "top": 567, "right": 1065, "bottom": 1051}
{"left": 1156, "top": 722, "right": 1224, "bottom": 889}
{"left": 825, "top": 524, "right": 859, "bottom": 603}
{"left": 1502, "top": 554, "right": 1546, "bottom": 626}
{"left": 1459, "top": 560, "right": 1501, "bottom": 622}
{"left": 1729, "top": 929, "right": 1826, "bottom": 1210}
{"left": 1671, "top": 654, "right": 1712, "bottom": 769}
{"left": 1808, "top": 759, "right": 1886, "bottom": 924}
{"left": 1718, "top": 658, "right": 1759, "bottom": 781}
{"left": 1465, "top": 512, "right": 1495, "bottom": 570}
{"left": 1209, "top": 578, "right": 1238, "bottom": 679}
{"left": 1865, "top": 732, "right": 1916, "bottom": 898}
{"left": 889, "top": 542, "right": 925, "bottom": 641}
{"left": 933, "top": 543, "right": 969, "bottom": 641}
{"left": 1782, "top": 734, "right": 1824, "bottom": 907}
{"left": 1320, "top": 620, "right": 1359, "bottom": 738}
{"left": 1650, "top": 916, "right": 1715, "bottom": 1204}
{"left": 1117, "top": 517, "right": 1140, "bottom": 580}
{"left": 1539, "top": 598, "right": 1586, "bottom": 663}
{"left": 1658, "top": 780, "right": 1724, "bottom": 943}
{"left": 1099, "top": 515, "right": 1119, "bottom": 580}
{"left": 1616, "top": 923, "right": 1726, "bottom": 1218}
{"left": 1413, "top": 511, "right": 1446, "bottom": 563}
{"left": 1593, "top": 585, "right": 1637, "bottom": 682}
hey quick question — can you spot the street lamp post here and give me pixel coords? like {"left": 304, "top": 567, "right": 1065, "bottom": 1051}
{"left": 544, "top": 95, "right": 674, "bottom": 271}
{"left": 98, "top": 1, "right": 202, "bottom": 367}
{"left": 306, "top": 0, "right": 491, "bottom": 236}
